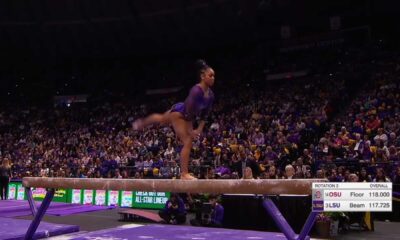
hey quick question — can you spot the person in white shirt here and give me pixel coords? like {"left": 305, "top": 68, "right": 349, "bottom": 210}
{"left": 284, "top": 164, "right": 295, "bottom": 179}
{"left": 353, "top": 133, "right": 364, "bottom": 158}
{"left": 373, "top": 128, "right": 388, "bottom": 146}
{"left": 164, "top": 143, "right": 175, "bottom": 158}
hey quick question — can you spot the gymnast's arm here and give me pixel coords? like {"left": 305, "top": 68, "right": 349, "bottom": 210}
{"left": 194, "top": 100, "right": 214, "bottom": 136}
{"left": 195, "top": 93, "right": 214, "bottom": 136}
{"left": 196, "top": 121, "right": 206, "bottom": 134}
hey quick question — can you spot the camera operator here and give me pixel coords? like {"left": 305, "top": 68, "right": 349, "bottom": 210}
{"left": 190, "top": 194, "right": 224, "bottom": 227}
{"left": 159, "top": 193, "right": 187, "bottom": 224}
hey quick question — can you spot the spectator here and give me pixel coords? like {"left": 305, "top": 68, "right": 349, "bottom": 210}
{"left": 351, "top": 133, "right": 364, "bottom": 159}
{"left": 358, "top": 168, "right": 372, "bottom": 182}
{"left": 159, "top": 193, "right": 187, "bottom": 225}
{"left": 316, "top": 169, "right": 326, "bottom": 179}
{"left": 0, "top": 158, "right": 12, "bottom": 200}
{"left": 373, "top": 168, "right": 390, "bottom": 182}
{"left": 361, "top": 141, "right": 373, "bottom": 162}
{"left": 388, "top": 132, "right": 399, "bottom": 146}
{"left": 242, "top": 167, "right": 255, "bottom": 179}
{"left": 170, "top": 160, "right": 181, "bottom": 178}
{"left": 374, "top": 128, "right": 388, "bottom": 146}
{"left": 365, "top": 115, "right": 381, "bottom": 134}
{"left": 283, "top": 164, "right": 295, "bottom": 179}
{"left": 384, "top": 118, "right": 400, "bottom": 134}
{"left": 264, "top": 146, "right": 278, "bottom": 164}
{"left": 164, "top": 143, "right": 175, "bottom": 159}
{"left": 329, "top": 169, "right": 343, "bottom": 182}
{"left": 267, "top": 165, "right": 279, "bottom": 179}
{"left": 348, "top": 173, "right": 359, "bottom": 182}
{"left": 388, "top": 146, "right": 399, "bottom": 162}
{"left": 190, "top": 194, "right": 224, "bottom": 228}
{"left": 252, "top": 129, "right": 265, "bottom": 146}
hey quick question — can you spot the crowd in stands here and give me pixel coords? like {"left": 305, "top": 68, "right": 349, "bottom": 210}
{"left": 0, "top": 44, "right": 400, "bottom": 189}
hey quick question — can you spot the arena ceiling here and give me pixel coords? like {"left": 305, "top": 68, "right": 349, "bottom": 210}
{"left": 0, "top": 0, "right": 261, "bottom": 59}
{"left": 1, "top": 0, "right": 394, "bottom": 60}
{"left": 0, "top": 0, "right": 399, "bottom": 100}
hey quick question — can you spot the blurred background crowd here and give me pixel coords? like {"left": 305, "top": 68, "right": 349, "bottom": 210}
{"left": 1, "top": 43, "right": 400, "bottom": 188}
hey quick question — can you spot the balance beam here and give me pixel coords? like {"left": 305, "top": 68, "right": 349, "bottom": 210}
{"left": 23, "top": 177, "right": 326, "bottom": 195}
{"left": 22, "top": 177, "right": 327, "bottom": 240}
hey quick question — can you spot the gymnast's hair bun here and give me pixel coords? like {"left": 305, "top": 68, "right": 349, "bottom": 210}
{"left": 195, "top": 59, "right": 209, "bottom": 70}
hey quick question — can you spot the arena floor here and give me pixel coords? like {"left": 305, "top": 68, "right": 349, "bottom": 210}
{"left": 16, "top": 209, "right": 400, "bottom": 240}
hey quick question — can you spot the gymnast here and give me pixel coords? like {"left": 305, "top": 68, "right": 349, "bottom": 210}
{"left": 132, "top": 60, "right": 215, "bottom": 180}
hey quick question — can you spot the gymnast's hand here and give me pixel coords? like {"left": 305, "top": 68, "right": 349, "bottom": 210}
{"left": 191, "top": 129, "right": 201, "bottom": 139}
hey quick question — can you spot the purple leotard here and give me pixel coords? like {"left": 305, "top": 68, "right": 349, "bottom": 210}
{"left": 171, "top": 85, "right": 214, "bottom": 121}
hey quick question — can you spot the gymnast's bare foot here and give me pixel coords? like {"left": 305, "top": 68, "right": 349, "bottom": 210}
{"left": 180, "top": 173, "right": 197, "bottom": 180}
{"left": 132, "top": 119, "right": 144, "bottom": 131}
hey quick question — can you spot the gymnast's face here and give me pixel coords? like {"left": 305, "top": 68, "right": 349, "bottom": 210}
{"left": 201, "top": 68, "right": 215, "bottom": 87}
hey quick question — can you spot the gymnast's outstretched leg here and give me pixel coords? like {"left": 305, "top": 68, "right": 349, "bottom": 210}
{"left": 133, "top": 111, "right": 196, "bottom": 180}
{"left": 132, "top": 111, "right": 171, "bottom": 130}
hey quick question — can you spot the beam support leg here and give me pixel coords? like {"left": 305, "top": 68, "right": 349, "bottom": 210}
{"left": 24, "top": 188, "right": 55, "bottom": 240}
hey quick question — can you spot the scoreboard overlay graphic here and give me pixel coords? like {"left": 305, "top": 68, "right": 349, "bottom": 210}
{"left": 312, "top": 183, "right": 392, "bottom": 212}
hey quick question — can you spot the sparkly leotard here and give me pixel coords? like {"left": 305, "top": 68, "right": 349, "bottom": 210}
{"left": 171, "top": 84, "right": 214, "bottom": 121}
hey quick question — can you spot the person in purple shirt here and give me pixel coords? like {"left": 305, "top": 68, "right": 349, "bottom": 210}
{"left": 190, "top": 194, "right": 224, "bottom": 227}
{"left": 133, "top": 60, "right": 215, "bottom": 180}
{"left": 159, "top": 193, "right": 187, "bottom": 224}
{"left": 209, "top": 194, "right": 224, "bottom": 227}
{"left": 215, "top": 163, "right": 231, "bottom": 178}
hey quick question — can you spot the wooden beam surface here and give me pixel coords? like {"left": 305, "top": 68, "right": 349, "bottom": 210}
{"left": 23, "top": 177, "right": 326, "bottom": 195}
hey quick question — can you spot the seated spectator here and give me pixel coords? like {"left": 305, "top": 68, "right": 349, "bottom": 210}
{"left": 384, "top": 117, "right": 400, "bottom": 134}
{"left": 365, "top": 114, "right": 381, "bottom": 134}
{"left": 160, "top": 161, "right": 172, "bottom": 179}
{"left": 267, "top": 165, "right": 279, "bottom": 179}
{"left": 316, "top": 169, "right": 326, "bottom": 179}
{"left": 164, "top": 143, "right": 175, "bottom": 159}
{"left": 283, "top": 164, "right": 295, "bottom": 179}
{"left": 134, "top": 171, "right": 143, "bottom": 179}
{"left": 264, "top": 146, "right": 278, "bottom": 164}
{"left": 159, "top": 193, "right": 187, "bottom": 225}
{"left": 302, "top": 149, "right": 313, "bottom": 166}
{"left": 348, "top": 173, "right": 359, "bottom": 182}
{"left": 358, "top": 168, "right": 372, "bottom": 182}
{"left": 293, "top": 165, "right": 305, "bottom": 179}
{"left": 374, "top": 128, "right": 388, "bottom": 146}
{"left": 375, "top": 141, "right": 389, "bottom": 162}
{"left": 373, "top": 168, "right": 390, "bottom": 182}
{"left": 242, "top": 167, "right": 255, "bottom": 179}
{"left": 170, "top": 160, "right": 181, "bottom": 178}
{"left": 252, "top": 129, "right": 265, "bottom": 146}
{"left": 143, "top": 156, "right": 153, "bottom": 176}
{"left": 351, "top": 120, "right": 364, "bottom": 136}
{"left": 134, "top": 156, "right": 144, "bottom": 173}
{"left": 329, "top": 168, "right": 343, "bottom": 182}
{"left": 190, "top": 194, "right": 224, "bottom": 228}
{"left": 205, "top": 168, "right": 216, "bottom": 179}
{"left": 361, "top": 141, "right": 373, "bottom": 162}
{"left": 246, "top": 154, "right": 261, "bottom": 178}
{"left": 351, "top": 133, "right": 364, "bottom": 159}
{"left": 152, "top": 155, "right": 164, "bottom": 172}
